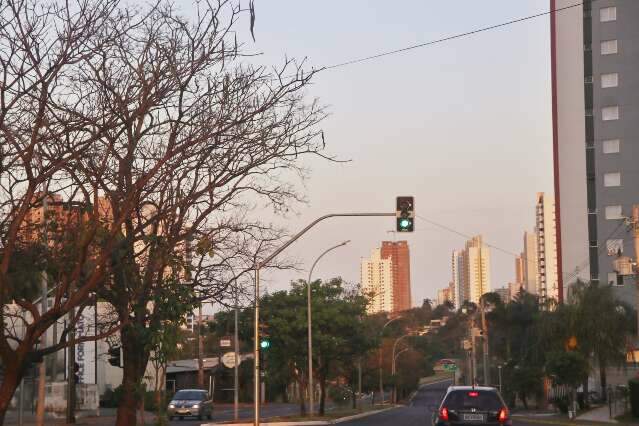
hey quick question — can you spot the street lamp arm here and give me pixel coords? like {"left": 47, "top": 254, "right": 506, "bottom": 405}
{"left": 307, "top": 240, "right": 351, "bottom": 286}
{"left": 260, "top": 213, "right": 393, "bottom": 267}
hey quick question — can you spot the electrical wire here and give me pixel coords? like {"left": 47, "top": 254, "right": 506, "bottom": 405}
{"left": 320, "top": 1, "right": 585, "bottom": 72}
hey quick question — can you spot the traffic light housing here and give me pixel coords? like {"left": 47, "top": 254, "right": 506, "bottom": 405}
{"left": 108, "top": 346, "right": 121, "bottom": 367}
{"left": 396, "top": 196, "right": 414, "bottom": 232}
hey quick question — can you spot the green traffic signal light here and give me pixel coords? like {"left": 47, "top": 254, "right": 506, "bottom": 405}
{"left": 399, "top": 218, "right": 411, "bottom": 229}
{"left": 260, "top": 339, "right": 270, "bottom": 349}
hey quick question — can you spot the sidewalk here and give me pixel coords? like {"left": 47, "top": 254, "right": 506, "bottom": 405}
{"left": 576, "top": 405, "right": 617, "bottom": 424}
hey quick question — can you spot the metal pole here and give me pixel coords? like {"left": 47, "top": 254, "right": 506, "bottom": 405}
{"left": 307, "top": 241, "right": 350, "bottom": 416}
{"left": 198, "top": 302, "right": 204, "bottom": 388}
{"left": 234, "top": 281, "right": 240, "bottom": 422}
{"left": 378, "top": 316, "right": 403, "bottom": 404}
{"left": 36, "top": 195, "right": 48, "bottom": 426}
{"left": 391, "top": 335, "right": 410, "bottom": 404}
{"left": 252, "top": 212, "right": 394, "bottom": 424}
{"left": 66, "top": 306, "right": 76, "bottom": 424}
{"left": 480, "top": 298, "right": 489, "bottom": 386}
{"left": 498, "top": 366, "right": 502, "bottom": 393}
{"left": 254, "top": 265, "right": 260, "bottom": 426}
{"left": 94, "top": 298, "right": 99, "bottom": 417}
{"left": 632, "top": 206, "right": 639, "bottom": 338}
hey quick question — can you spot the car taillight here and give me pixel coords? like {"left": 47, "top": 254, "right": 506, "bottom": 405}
{"left": 468, "top": 391, "right": 479, "bottom": 397}
{"left": 498, "top": 407, "right": 509, "bottom": 422}
{"left": 439, "top": 407, "right": 449, "bottom": 421}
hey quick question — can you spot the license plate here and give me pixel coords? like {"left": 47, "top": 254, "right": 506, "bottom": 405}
{"left": 177, "top": 409, "right": 189, "bottom": 414}
{"left": 463, "top": 413, "right": 485, "bottom": 422}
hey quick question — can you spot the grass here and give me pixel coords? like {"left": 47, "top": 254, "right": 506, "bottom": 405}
{"left": 615, "top": 412, "right": 638, "bottom": 424}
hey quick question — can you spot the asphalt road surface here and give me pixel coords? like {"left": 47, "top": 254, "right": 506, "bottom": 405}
{"left": 169, "top": 402, "right": 299, "bottom": 425}
{"left": 340, "top": 379, "right": 543, "bottom": 426}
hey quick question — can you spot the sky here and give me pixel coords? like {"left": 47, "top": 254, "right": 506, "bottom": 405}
{"left": 178, "top": 0, "right": 555, "bottom": 305}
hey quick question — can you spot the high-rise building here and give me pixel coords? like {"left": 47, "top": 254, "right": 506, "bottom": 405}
{"left": 437, "top": 286, "right": 452, "bottom": 306}
{"left": 380, "top": 241, "right": 412, "bottom": 312}
{"left": 494, "top": 287, "right": 510, "bottom": 304}
{"left": 515, "top": 256, "right": 525, "bottom": 285}
{"left": 451, "top": 250, "right": 464, "bottom": 309}
{"left": 361, "top": 248, "right": 395, "bottom": 314}
{"left": 536, "top": 193, "right": 560, "bottom": 302}
{"left": 523, "top": 231, "right": 539, "bottom": 295}
{"left": 552, "top": 1, "right": 639, "bottom": 302}
{"left": 452, "top": 236, "right": 491, "bottom": 306}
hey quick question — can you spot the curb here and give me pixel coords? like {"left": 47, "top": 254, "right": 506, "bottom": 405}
{"left": 513, "top": 415, "right": 618, "bottom": 426}
{"left": 202, "top": 406, "right": 400, "bottom": 426}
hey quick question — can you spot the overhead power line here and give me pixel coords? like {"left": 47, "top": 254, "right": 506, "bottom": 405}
{"left": 315, "top": 1, "right": 585, "bottom": 73}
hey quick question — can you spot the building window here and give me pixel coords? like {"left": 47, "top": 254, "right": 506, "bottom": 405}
{"left": 601, "top": 73, "right": 619, "bottom": 88}
{"left": 600, "top": 6, "right": 617, "bottom": 22}
{"left": 602, "top": 106, "right": 619, "bottom": 121}
{"left": 607, "top": 272, "right": 621, "bottom": 286}
{"left": 604, "top": 172, "right": 621, "bottom": 187}
{"left": 601, "top": 39, "right": 618, "bottom": 55}
{"left": 606, "top": 239, "right": 624, "bottom": 256}
{"left": 603, "top": 139, "right": 620, "bottom": 153}
{"left": 605, "top": 205, "right": 623, "bottom": 220}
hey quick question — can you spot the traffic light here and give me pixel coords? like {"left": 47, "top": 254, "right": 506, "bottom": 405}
{"left": 260, "top": 338, "right": 271, "bottom": 349}
{"left": 108, "top": 346, "right": 121, "bottom": 367}
{"left": 396, "top": 196, "right": 414, "bottom": 232}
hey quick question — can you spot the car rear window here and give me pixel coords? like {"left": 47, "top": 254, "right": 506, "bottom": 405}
{"left": 173, "top": 390, "right": 206, "bottom": 400}
{"left": 443, "top": 390, "right": 502, "bottom": 411}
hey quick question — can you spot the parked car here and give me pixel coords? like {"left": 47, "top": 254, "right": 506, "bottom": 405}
{"left": 431, "top": 386, "right": 511, "bottom": 425}
{"left": 168, "top": 389, "right": 213, "bottom": 421}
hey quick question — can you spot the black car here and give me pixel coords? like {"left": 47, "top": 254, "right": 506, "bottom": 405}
{"left": 432, "top": 386, "right": 512, "bottom": 426}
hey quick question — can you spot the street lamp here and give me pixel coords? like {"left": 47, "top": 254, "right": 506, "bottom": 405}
{"left": 391, "top": 334, "right": 412, "bottom": 404}
{"left": 379, "top": 316, "right": 404, "bottom": 403}
{"left": 307, "top": 240, "right": 350, "bottom": 416}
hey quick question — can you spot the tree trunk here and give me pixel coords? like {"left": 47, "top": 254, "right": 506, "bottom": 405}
{"left": 583, "top": 378, "right": 590, "bottom": 408}
{"left": 0, "top": 359, "right": 26, "bottom": 426}
{"left": 116, "top": 326, "right": 150, "bottom": 426}
{"left": 521, "top": 392, "right": 528, "bottom": 410}
{"left": 599, "top": 359, "right": 608, "bottom": 402}
{"left": 297, "top": 379, "right": 306, "bottom": 416}
{"left": 319, "top": 376, "right": 326, "bottom": 416}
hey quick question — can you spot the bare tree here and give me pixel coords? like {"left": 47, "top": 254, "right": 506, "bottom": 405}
{"left": 73, "top": 1, "right": 328, "bottom": 424}
{"left": 0, "top": 0, "right": 144, "bottom": 422}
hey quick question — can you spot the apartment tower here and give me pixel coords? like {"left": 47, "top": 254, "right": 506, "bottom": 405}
{"left": 536, "top": 193, "right": 560, "bottom": 302}
{"left": 552, "top": 1, "right": 639, "bottom": 303}
{"left": 361, "top": 248, "right": 394, "bottom": 314}
{"left": 380, "top": 241, "right": 412, "bottom": 312}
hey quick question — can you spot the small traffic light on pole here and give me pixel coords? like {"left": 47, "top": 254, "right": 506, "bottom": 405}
{"left": 108, "top": 346, "right": 121, "bottom": 367}
{"left": 396, "top": 196, "right": 414, "bottom": 232}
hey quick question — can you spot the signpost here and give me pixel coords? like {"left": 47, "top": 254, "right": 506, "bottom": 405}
{"left": 221, "top": 352, "right": 238, "bottom": 369}
{"left": 220, "top": 338, "right": 232, "bottom": 348}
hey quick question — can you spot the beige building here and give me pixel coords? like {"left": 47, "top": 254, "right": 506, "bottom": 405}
{"left": 523, "top": 231, "right": 539, "bottom": 295}
{"left": 465, "top": 236, "right": 492, "bottom": 304}
{"left": 452, "top": 236, "right": 492, "bottom": 306}
{"left": 536, "top": 193, "right": 559, "bottom": 302}
{"left": 361, "top": 248, "right": 394, "bottom": 314}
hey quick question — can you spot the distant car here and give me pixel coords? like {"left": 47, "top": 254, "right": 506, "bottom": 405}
{"left": 168, "top": 389, "right": 213, "bottom": 421}
{"left": 431, "top": 386, "right": 512, "bottom": 426}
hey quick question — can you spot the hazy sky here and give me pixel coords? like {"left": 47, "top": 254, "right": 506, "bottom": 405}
{"left": 180, "top": 0, "right": 554, "bottom": 304}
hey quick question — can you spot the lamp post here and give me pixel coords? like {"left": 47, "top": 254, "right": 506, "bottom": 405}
{"left": 307, "top": 240, "right": 350, "bottom": 416}
{"left": 498, "top": 365, "right": 503, "bottom": 393}
{"left": 379, "top": 316, "right": 403, "bottom": 403}
{"left": 391, "top": 334, "right": 412, "bottom": 404}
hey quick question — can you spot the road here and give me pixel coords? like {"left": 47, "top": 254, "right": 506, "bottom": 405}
{"left": 169, "top": 403, "right": 299, "bottom": 425}
{"left": 340, "top": 379, "right": 545, "bottom": 426}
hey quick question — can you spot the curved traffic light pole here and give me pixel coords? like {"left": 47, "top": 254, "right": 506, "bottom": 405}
{"left": 253, "top": 213, "right": 394, "bottom": 425}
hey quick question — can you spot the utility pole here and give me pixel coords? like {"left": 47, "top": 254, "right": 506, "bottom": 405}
{"left": 66, "top": 305, "right": 76, "bottom": 424}
{"left": 480, "top": 298, "right": 489, "bottom": 386}
{"left": 234, "top": 281, "right": 240, "bottom": 422}
{"left": 36, "top": 194, "right": 49, "bottom": 426}
{"left": 198, "top": 302, "right": 204, "bottom": 388}
{"left": 632, "top": 206, "right": 639, "bottom": 336}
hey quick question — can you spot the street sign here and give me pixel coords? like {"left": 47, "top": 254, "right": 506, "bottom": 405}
{"left": 220, "top": 338, "right": 232, "bottom": 348}
{"left": 462, "top": 339, "right": 472, "bottom": 350}
{"left": 221, "top": 352, "right": 238, "bottom": 368}
{"left": 443, "top": 364, "right": 458, "bottom": 372}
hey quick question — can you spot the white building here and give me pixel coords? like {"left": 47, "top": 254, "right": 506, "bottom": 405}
{"left": 452, "top": 236, "right": 491, "bottom": 306}
{"left": 361, "top": 248, "right": 394, "bottom": 314}
{"left": 535, "top": 193, "right": 559, "bottom": 302}
{"left": 523, "top": 231, "right": 539, "bottom": 295}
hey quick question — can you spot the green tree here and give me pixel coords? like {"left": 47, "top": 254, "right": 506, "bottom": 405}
{"left": 260, "top": 278, "right": 373, "bottom": 416}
